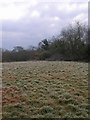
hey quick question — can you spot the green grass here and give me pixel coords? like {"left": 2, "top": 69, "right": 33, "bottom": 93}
{"left": 2, "top": 61, "right": 88, "bottom": 118}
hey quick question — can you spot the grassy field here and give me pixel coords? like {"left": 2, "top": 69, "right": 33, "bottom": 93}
{"left": 2, "top": 61, "right": 88, "bottom": 118}
{"left": 0, "top": 63, "right": 2, "bottom": 119}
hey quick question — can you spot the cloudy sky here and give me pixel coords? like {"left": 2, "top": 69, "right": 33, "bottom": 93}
{"left": 0, "top": 0, "right": 89, "bottom": 50}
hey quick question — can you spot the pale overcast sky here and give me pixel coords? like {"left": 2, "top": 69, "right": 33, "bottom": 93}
{"left": 0, "top": 0, "right": 89, "bottom": 50}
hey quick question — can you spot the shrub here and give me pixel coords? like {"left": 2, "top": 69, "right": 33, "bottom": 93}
{"left": 39, "top": 51, "right": 51, "bottom": 60}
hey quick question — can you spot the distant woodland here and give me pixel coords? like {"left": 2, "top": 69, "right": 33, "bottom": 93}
{"left": 2, "top": 22, "right": 89, "bottom": 62}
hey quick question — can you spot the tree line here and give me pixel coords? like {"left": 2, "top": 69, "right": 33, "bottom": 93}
{"left": 2, "top": 22, "right": 89, "bottom": 62}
